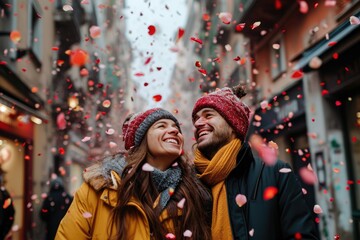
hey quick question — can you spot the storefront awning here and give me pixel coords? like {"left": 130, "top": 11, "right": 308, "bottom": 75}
{"left": 294, "top": 12, "right": 360, "bottom": 71}
{"left": 0, "top": 94, "right": 48, "bottom": 121}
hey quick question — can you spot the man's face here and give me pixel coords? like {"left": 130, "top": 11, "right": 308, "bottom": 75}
{"left": 193, "top": 108, "right": 236, "bottom": 158}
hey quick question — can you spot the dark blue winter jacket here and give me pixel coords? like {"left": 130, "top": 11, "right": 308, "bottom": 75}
{"left": 225, "top": 142, "right": 319, "bottom": 240}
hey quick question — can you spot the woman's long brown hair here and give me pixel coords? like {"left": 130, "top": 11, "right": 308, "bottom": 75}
{"left": 110, "top": 137, "right": 212, "bottom": 240}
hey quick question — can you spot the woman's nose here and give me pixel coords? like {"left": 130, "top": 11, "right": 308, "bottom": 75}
{"left": 167, "top": 126, "right": 179, "bottom": 134}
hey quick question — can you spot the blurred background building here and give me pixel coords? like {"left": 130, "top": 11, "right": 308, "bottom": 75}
{"left": 0, "top": 0, "right": 359, "bottom": 239}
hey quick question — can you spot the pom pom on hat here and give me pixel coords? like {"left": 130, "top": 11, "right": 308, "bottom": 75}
{"left": 123, "top": 108, "right": 181, "bottom": 150}
{"left": 192, "top": 85, "right": 251, "bottom": 141}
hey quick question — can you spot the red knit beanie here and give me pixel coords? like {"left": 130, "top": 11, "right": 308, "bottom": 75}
{"left": 122, "top": 108, "right": 181, "bottom": 150}
{"left": 192, "top": 85, "right": 251, "bottom": 141}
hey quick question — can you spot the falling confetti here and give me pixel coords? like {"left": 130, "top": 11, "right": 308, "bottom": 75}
{"left": 148, "top": 25, "right": 156, "bottom": 35}
{"left": 177, "top": 28, "right": 185, "bottom": 41}
{"left": 81, "top": 136, "right": 91, "bottom": 142}
{"left": 190, "top": 37, "right": 203, "bottom": 44}
{"left": 309, "top": 56, "right": 322, "bottom": 69}
{"left": 134, "top": 72, "right": 145, "bottom": 77}
{"left": 349, "top": 16, "right": 360, "bottom": 25}
{"left": 251, "top": 21, "right": 261, "bottom": 30}
{"left": 279, "top": 168, "right": 292, "bottom": 173}
{"left": 153, "top": 94, "right": 162, "bottom": 102}
{"left": 165, "top": 233, "right": 176, "bottom": 239}
{"left": 235, "top": 194, "right": 247, "bottom": 207}
{"left": 183, "top": 230, "right": 192, "bottom": 237}
{"left": 313, "top": 204, "right": 323, "bottom": 214}
{"left": 89, "top": 25, "right": 101, "bottom": 39}
{"left": 218, "top": 12, "right": 232, "bottom": 24}
{"left": 70, "top": 49, "right": 89, "bottom": 66}
{"left": 82, "top": 212, "right": 92, "bottom": 218}
{"left": 249, "top": 228, "right": 255, "bottom": 237}
{"left": 63, "top": 4, "right": 73, "bottom": 12}
{"left": 235, "top": 23, "right": 246, "bottom": 32}
{"left": 3, "top": 198, "right": 12, "bottom": 209}
{"left": 263, "top": 186, "right": 278, "bottom": 200}
{"left": 291, "top": 70, "right": 303, "bottom": 79}
{"left": 299, "top": 166, "right": 318, "bottom": 185}
{"left": 105, "top": 128, "right": 115, "bottom": 135}
{"left": 56, "top": 112, "right": 67, "bottom": 130}
{"left": 10, "top": 30, "right": 21, "bottom": 43}
{"left": 298, "top": 1, "right": 309, "bottom": 14}
{"left": 102, "top": 100, "right": 111, "bottom": 108}
{"left": 177, "top": 198, "right": 186, "bottom": 209}
{"left": 142, "top": 163, "right": 154, "bottom": 172}
{"left": 144, "top": 57, "right": 152, "bottom": 65}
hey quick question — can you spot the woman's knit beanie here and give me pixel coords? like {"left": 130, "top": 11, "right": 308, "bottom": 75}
{"left": 192, "top": 85, "right": 251, "bottom": 141}
{"left": 122, "top": 108, "right": 181, "bottom": 150}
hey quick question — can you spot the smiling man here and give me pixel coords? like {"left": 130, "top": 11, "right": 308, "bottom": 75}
{"left": 192, "top": 85, "right": 319, "bottom": 240}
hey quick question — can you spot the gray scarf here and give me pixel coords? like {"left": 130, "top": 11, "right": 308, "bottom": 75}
{"left": 151, "top": 164, "right": 182, "bottom": 211}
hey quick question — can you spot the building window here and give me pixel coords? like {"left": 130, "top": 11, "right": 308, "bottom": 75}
{"left": 270, "top": 35, "right": 286, "bottom": 80}
{"left": 29, "top": 0, "right": 42, "bottom": 67}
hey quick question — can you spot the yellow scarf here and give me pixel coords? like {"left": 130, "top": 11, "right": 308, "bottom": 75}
{"left": 194, "top": 139, "right": 242, "bottom": 240}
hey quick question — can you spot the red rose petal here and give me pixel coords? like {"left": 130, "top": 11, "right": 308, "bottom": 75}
{"left": 148, "top": 25, "right": 156, "bottom": 35}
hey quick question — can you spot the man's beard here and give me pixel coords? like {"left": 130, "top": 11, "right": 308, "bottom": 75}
{"left": 198, "top": 132, "right": 233, "bottom": 159}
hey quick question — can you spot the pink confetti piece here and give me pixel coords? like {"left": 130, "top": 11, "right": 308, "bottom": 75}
{"left": 299, "top": 166, "right": 318, "bottom": 185}
{"left": 63, "top": 4, "right": 73, "bottom": 12}
{"left": 81, "top": 136, "right": 91, "bottom": 142}
{"left": 82, "top": 212, "right": 92, "bottom": 218}
{"left": 106, "top": 128, "right": 115, "bottom": 135}
{"left": 218, "top": 12, "right": 232, "bottom": 24}
{"left": 134, "top": 72, "right": 144, "bottom": 77}
{"left": 260, "top": 100, "right": 268, "bottom": 109}
{"left": 251, "top": 21, "right": 261, "bottom": 30}
{"left": 313, "top": 204, "right": 323, "bottom": 214}
{"left": 172, "top": 162, "right": 178, "bottom": 167}
{"left": 177, "top": 198, "right": 186, "bottom": 209}
{"left": 249, "top": 228, "right": 254, "bottom": 237}
{"left": 89, "top": 25, "right": 101, "bottom": 39}
{"left": 309, "top": 56, "right": 322, "bottom": 69}
{"left": 102, "top": 100, "right": 111, "bottom": 108}
{"left": 142, "top": 163, "right": 154, "bottom": 172}
{"left": 279, "top": 168, "right": 292, "bottom": 173}
{"left": 235, "top": 194, "right": 247, "bottom": 207}
{"left": 350, "top": 16, "right": 360, "bottom": 25}
{"left": 109, "top": 142, "right": 117, "bottom": 148}
{"left": 165, "top": 233, "right": 176, "bottom": 239}
{"left": 144, "top": 57, "right": 152, "bottom": 65}
{"left": 56, "top": 112, "right": 67, "bottom": 130}
{"left": 183, "top": 230, "right": 192, "bottom": 237}
{"left": 298, "top": 1, "right": 309, "bottom": 14}
{"left": 324, "top": 0, "right": 336, "bottom": 7}
{"left": 80, "top": 68, "right": 89, "bottom": 76}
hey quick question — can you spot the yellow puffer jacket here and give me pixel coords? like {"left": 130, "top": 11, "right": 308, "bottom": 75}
{"left": 55, "top": 155, "right": 180, "bottom": 239}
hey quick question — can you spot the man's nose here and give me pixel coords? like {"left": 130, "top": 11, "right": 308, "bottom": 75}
{"left": 194, "top": 117, "right": 206, "bottom": 127}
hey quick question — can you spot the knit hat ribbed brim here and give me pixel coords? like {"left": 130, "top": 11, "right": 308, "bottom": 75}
{"left": 192, "top": 86, "right": 251, "bottom": 141}
{"left": 123, "top": 108, "right": 181, "bottom": 150}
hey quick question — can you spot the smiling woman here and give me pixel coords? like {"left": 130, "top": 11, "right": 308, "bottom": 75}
{"left": 55, "top": 108, "right": 212, "bottom": 240}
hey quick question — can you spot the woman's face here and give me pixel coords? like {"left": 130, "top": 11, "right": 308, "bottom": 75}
{"left": 146, "top": 119, "right": 183, "bottom": 170}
